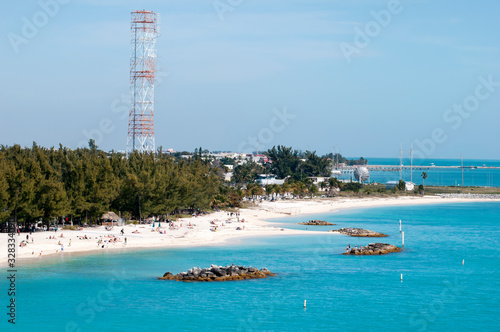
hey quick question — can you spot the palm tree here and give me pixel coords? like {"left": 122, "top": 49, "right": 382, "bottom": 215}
{"left": 265, "top": 185, "right": 274, "bottom": 199}
{"left": 421, "top": 172, "right": 428, "bottom": 195}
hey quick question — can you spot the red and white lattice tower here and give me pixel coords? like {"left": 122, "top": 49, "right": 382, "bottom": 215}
{"left": 127, "top": 10, "right": 158, "bottom": 154}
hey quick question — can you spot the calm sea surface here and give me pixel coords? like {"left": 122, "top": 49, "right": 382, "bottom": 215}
{"left": 2, "top": 202, "right": 499, "bottom": 331}
{"left": 340, "top": 158, "right": 500, "bottom": 187}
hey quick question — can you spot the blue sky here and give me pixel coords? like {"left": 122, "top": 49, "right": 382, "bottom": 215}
{"left": 1, "top": 0, "right": 499, "bottom": 159}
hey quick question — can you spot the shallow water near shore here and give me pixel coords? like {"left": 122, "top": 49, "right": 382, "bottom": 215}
{"left": 2, "top": 202, "right": 499, "bottom": 331}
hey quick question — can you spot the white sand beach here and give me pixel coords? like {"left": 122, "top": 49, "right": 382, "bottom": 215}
{"left": 1, "top": 195, "right": 498, "bottom": 266}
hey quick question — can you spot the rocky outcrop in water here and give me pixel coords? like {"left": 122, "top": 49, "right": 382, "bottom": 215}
{"left": 299, "top": 220, "right": 335, "bottom": 226}
{"left": 159, "top": 264, "right": 275, "bottom": 282}
{"left": 344, "top": 243, "right": 401, "bottom": 255}
{"left": 331, "top": 227, "right": 387, "bottom": 237}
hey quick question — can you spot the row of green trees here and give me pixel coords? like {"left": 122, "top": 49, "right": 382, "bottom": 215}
{"left": 0, "top": 143, "right": 369, "bottom": 225}
{"left": 264, "top": 146, "right": 332, "bottom": 179}
{"left": 324, "top": 153, "right": 368, "bottom": 166}
{"left": 0, "top": 142, "right": 228, "bottom": 225}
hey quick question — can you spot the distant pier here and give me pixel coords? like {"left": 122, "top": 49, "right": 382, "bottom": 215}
{"left": 338, "top": 165, "right": 500, "bottom": 172}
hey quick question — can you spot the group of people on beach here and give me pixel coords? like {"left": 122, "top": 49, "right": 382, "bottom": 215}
{"left": 14, "top": 211, "right": 256, "bottom": 259}
{"left": 97, "top": 234, "right": 127, "bottom": 248}
{"left": 209, "top": 212, "right": 247, "bottom": 232}
{"left": 19, "top": 234, "right": 35, "bottom": 247}
{"left": 166, "top": 221, "right": 195, "bottom": 230}
{"left": 77, "top": 235, "right": 92, "bottom": 240}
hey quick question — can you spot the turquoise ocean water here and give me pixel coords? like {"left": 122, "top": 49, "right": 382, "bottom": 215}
{"left": 340, "top": 158, "right": 500, "bottom": 187}
{"left": 2, "top": 202, "right": 499, "bottom": 331}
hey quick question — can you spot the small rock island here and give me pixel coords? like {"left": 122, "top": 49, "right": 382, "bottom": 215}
{"left": 299, "top": 220, "right": 335, "bottom": 226}
{"left": 331, "top": 227, "right": 387, "bottom": 237}
{"left": 344, "top": 243, "right": 401, "bottom": 255}
{"left": 159, "top": 264, "right": 275, "bottom": 282}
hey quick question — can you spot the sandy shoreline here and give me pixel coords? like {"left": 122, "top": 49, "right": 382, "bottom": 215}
{"left": 1, "top": 195, "right": 498, "bottom": 266}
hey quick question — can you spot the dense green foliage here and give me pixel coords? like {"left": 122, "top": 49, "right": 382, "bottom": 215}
{"left": 325, "top": 153, "right": 368, "bottom": 166}
{"left": 264, "top": 145, "right": 365, "bottom": 180}
{"left": 265, "top": 146, "right": 302, "bottom": 179}
{"left": 0, "top": 143, "right": 372, "bottom": 225}
{"left": 0, "top": 142, "right": 228, "bottom": 224}
{"left": 232, "top": 162, "right": 262, "bottom": 184}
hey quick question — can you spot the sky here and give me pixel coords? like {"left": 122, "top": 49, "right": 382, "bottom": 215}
{"left": 1, "top": 0, "right": 499, "bottom": 159}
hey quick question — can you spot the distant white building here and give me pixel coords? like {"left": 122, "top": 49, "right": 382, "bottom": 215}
{"left": 331, "top": 170, "right": 341, "bottom": 177}
{"left": 309, "top": 177, "right": 330, "bottom": 185}
{"left": 250, "top": 154, "right": 269, "bottom": 163}
{"left": 256, "top": 174, "right": 285, "bottom": 186}
{"left": 386, "top": 181, "right": 415, "bottom": 191}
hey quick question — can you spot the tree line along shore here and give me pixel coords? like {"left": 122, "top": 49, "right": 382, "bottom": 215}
{"left": 1, "top": 141, "right": 496, "bottom": 230}
{"left": 0, "top": 142, "right": 367, "bottom": 228}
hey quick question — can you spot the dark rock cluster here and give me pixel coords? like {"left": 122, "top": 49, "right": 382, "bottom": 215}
{"left": 299, "top": 220, "right": 335, "bottom": 225}
{"left": 159, "top": 264, "right": 275, "bottom": 282}
{"left": 331, "top": 227, "right": 387, "bottom": 237}
{"left": 344, "top": 243, "right": 401, "bottom": 255}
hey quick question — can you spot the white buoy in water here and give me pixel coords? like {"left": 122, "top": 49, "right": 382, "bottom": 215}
{"left": 399, "top": 219, "right": 402, "bottom": 233}
{"left": 401, "top": 273, "right": 403, "bottom": 282}
{"left": 402, "top": 231, "right": 405, "bottom": 248}
{"left": 304, "top": 300, "right": 307, "bottom": 308}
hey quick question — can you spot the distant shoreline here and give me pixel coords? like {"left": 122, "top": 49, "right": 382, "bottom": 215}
{"left": 2, "top": 195, "right": 499, "bottom": 267}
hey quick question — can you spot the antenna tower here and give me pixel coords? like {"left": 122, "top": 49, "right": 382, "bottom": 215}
{"left": 127, "top": 10, "right": 158, "bottom": 154}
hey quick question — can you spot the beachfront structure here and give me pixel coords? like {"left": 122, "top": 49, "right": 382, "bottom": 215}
{"left": 309, "top": 177, "right": 330, "bottom": 185}
{"left": 127, "top": 10, "right": 158, "bottom": 155}
{"left": 101, "top": 211, "right": 125, "bottom": 226}
{"left": 256, "top": 174, "right": 285, "bottom": 186}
